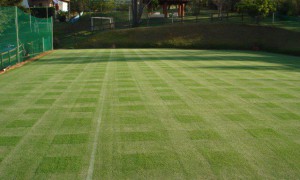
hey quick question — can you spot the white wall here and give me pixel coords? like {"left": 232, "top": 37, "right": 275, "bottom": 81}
{"left": 21, "top": 0, "right": 30, "bottom": 8}
{"left": 58, "top": 1, "right": 68, "bottom": 12}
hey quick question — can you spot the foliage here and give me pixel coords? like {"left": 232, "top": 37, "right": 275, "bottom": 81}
{"left": 132, "top": 0, "right": 153, "bottom": 26}
{"left": 229, "top": 0, "right": 242, "bottom": 11}
{"left": 148, "top": 0, "right": 159, "bottom": 12}
{"left": 57, "top": 10, "right": 68, "bottom": 22}
{"left": 90, "top": 0, "right": 115, "bottom": 12}
{"left": 212, "top": 0, "right": 229, "bottom": 17}
{"left": 190, "top": 0, "right": 203, "bottom": 16}
{"left": 70, "top": 0, "right": 89, "bottom": 13}
{"left": 237, "top": 0, "right": 276, "bottom": 18}
{"left": 70, "top": 0, "right": 115, "bottom": 13}
{"left": 30, "top": 7, "right": 55, "bottom": 18}
{"left": 0, "top": 0, "right": 22, "bottom": 6}
{"left": 0, "top": 8, "right": 10, "bottom": 33}
{"left": 70, "top": 0, "right": 120, "bottom": 13}
{"left": 278, "top": 0, "right": 300, "bottom": 15}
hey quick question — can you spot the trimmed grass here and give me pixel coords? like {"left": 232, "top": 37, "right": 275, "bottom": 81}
{"left": 0, "top": 49, "right": 300, "bottom": 179}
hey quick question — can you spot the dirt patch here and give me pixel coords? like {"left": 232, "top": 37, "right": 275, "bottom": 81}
{"left": 0, "top": 51, "right": 54, "bottom": 75}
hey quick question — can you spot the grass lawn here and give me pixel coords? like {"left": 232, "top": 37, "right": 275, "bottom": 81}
{"left": 0, "top": 49, "right": 300, "bottom": 179}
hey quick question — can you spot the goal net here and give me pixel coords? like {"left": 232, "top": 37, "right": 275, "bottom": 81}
{"left": 91, "top": 17, "right": 114, "bottom": 31}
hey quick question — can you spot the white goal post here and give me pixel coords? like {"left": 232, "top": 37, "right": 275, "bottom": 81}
{"left": 91, "top": 17, "right": 115, "bottom": 31}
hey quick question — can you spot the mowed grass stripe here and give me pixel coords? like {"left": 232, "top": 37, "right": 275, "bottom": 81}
{"left": 136, "top": 49, "right": 300, "bottom": 178}
{"left": 129, "top": 49, "right": 215, "bottom": 178}
{"left": 0, "top": 49, "right": 299, "bottom": 179}
{"left": 0, "top": 50, "right": 103, "bottom": 179}
{"left": 86, "top": 49, "right": 112, "bottom": 180}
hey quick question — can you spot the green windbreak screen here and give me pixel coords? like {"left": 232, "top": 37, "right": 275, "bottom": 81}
{"left": 0, "top": 6, "right": 53, "bottom": 70}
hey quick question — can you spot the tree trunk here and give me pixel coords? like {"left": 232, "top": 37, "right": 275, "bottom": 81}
{"left": 132, "top": 0, "right": 138, "bottom": 27}
{"left": 137, "top": 2, "right": 144, "bottom": 22}
{"left": 132, "top": 0, "right": 152, "bottom": 27}
{"left": 218, "top": 4, "right": 223, "bottom": 19}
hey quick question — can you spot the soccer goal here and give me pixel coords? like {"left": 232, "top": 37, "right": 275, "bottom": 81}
{"left": 91, "top": 17, "right": 115, "bottom": 31}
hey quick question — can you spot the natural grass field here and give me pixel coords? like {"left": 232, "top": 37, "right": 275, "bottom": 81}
{"left": 0, "top": 49, "right": 300, "bottom": 179}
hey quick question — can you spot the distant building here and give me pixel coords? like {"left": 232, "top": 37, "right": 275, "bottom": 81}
{"left": 143, "top": 0, "right": 190, "bottom": 18}
{"left": 28, "top": 0, "right": 70, "bottom": 11}
{"left": 21, "top": 0, "right": 30, "bottom": 8}
{"left": 28, "top": 0, "right": 54, "bottom": 7}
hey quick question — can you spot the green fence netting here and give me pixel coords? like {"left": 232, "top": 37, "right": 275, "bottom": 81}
{"left": 0, "top": 6, "right": 53, "bottom": 70}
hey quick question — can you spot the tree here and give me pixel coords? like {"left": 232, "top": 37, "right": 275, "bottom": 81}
{"left": 71, "top": 0, "right": 115, "bottom": 14}
{"left": 191, "top": 0, "right": 202, "bottom": 16}
{"left": 237, "top": 0, "right": 276, "bottom": 21}
{"left": 212, "top": 0, "right": 242, "bottom": 17}
{"left": 147, "top": 0, "right": 159, "bottom": 13}
{"left": 278, "top": 0, "right": 300, "bottom": 15}
{"left": 132, "top": 0, "right": 153, "bottom": 27}
{"left": 89, "top": 0, "right": 114, "bottom": 13}
{"left": 0, "top": 9, "right": 11, "bottom": 33}
{"left": 0, "top": 0, "right": 22, "bottom": 6}
{"left": 71, "top": 0, "right": 88, "bottom": 14}
{"left": 212, "top": 0, "right": 229, "bottom": 18}
{"left": 0, "top": 0, "right": 23, "bottom": 33}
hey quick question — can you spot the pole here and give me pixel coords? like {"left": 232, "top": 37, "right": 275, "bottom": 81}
{"left": 8, "top": 50, "right": 11, "bottom": 65}
{"left": 272, "top": 12, "right": 275, "bottom": 23}
{"left": 51, "top": 17, "right": 54, "bottom": 50}
{"left": 29, "top": 8, "right": 32, "bottom": 32}
{"left": 89, "top": 0, "right": 92, "bottom": 17}
{"left": 1, "top": 53, "right": 3, "bottom": 69}
{"left": 91, "top": 17, "right": 93, "bottom": 31}
{"left": 46, "top": 7, "right": 48, "bottom": 19}
{"left": 32, "top": 41, "right": 34, "bottom": 55}
{"left": 132, "top": 0, "right": 137, "bottom": 27}
{"left": 42, "top": 37, "right": 45, "bottom": 52}
{"left": 46, "top": 7, "right": 49, "bottom": 31}
{"left": 129, "top": 4, "right": 130, "bottom": 23}
{"left": 15, "top": 7, "right": 20, "bottom": 63}
{"left": 242, "top": 12, "right": 244, "bottom": 21}
{"left": 68, "top": 1, "right": 70, "bottom": 20}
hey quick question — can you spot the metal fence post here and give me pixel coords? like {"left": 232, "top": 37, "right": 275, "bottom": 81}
{"left": 0, "top": 53, "right": 3, "bottom": 69}
{"left": 8, "top": 51, "right": 11, "bottom": 65}
{"left": 15, "top": 6, "right": 20, "bottom": 63}
{"left": 42, "top": 37, "right": 45, "bottom": 52}
{"left": 242, "top": 12, "right": 244, "bottom": 21}
{"left": 16, "top": 48, "right": 19, "bottom": 62}
{"left": 227, "top": 12, "right": 229, "bottom": 21}
{"left": 91, "top": 17, "right": 94, "bottom": 31}
{"left": 32, "top": 41, "right": 34, "bottom": 56}
{"left": 51, "top": 17, "right": 53, "bottom": 50}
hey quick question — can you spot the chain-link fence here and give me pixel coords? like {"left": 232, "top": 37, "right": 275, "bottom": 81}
{"left": 0, "top": 6, "right": 53, "bottom": 70}
{"left": 87, "top": 8, "right": 259, "bottom": 31}
{"left": 86, "top": 2, "right": 299, "bottom": 31}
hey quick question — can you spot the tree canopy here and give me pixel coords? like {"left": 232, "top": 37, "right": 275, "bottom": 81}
{"left": 0, "top": 0, "right": 23, "bottom": 6}
{"left": 237, "top": 0, "right": 276, "bottom": 18}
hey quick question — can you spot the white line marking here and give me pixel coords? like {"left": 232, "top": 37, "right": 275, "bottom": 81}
{"left": 86, "top": 50, "right": 112, "bottom": 180}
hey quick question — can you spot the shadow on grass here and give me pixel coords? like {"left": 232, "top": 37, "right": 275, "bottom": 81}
{"left": 269, "top": 21, "right": 300, "bottom": 32}
{"left": 191, "top": 65, "right": 299, "bottom": 71}
{"left": 36, "top": 50, "right": 300, "bottom": 71}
